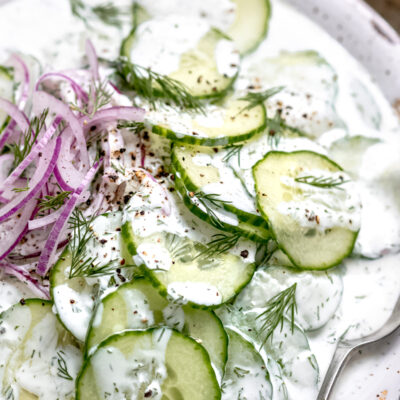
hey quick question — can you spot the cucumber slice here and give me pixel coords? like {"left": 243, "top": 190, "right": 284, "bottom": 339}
{"left": 133, "top": 0, "right": 270, "bottom": 55}
{"left": 172, "top": 144, "right": 269, "bottom": 233}
{"left": 145, "top": 98, "right": 266, "bottom": 147}
{"left": 50, "top": 212, "right": 132, "bottom": 341}
{"left": 85, "top": 278, "right": 228, "bottom": 380}
{"left": 121, "top": 16, "right": 239, "bottom": 99}
{"left": 253, "top": 151, "right": 361, "bottom": 269}
{"left": 222, "top": 328, "right": 272, "bottom": 400}
{"left": 76, "top": 328, "right": 220, "bottom": 399}
{"left": 217, "top": 307, "right": 319, "bottom": 399}
{"left": 0, "top": 299, "right": 81, "bottom": 400}
{"left": 226, "top": 130, "right": 326, "bottom": 197}
{"left": 121, "top": 221, "right": 256, "bottom": 308}
{"left": 328, "top": 135, "right": 380, "bottom": 178}
{"left": 0, "top": 65, "right": 14, "bottom": 132}
{"left": 245, "top": 51, "right": 343, "bottom": 138}
{"left": 234, "top": 265, "right": 343, "bottom": 331}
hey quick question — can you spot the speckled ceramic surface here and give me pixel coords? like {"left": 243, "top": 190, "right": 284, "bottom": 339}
{"left": 283, "top": 2, "right": 400, "bottom": 398}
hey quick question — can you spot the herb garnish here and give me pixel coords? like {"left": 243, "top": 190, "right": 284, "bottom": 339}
{"left": 222, "top": 145, "right": 243, "bottom": 167}
{"left": 38, "top": 187, "right": 71, "bottom": 214}
{"left": 294, "top": 175, "right": 349, "bottom": 190}
{"left": 256, "top": 283, "right": 297, "bottom": 347}
{"left": 7, "top": 109, "right": 49, "bottom": 168}
{"left": 238, "top": 86, "right": 284, "bottom": 114}
{"left": 113, "top": 59, "right": 206, "bottom": 114}
{"left": 70, "top": 80, "right": 112, "bottom": 118}
{"left": 191, "top": 191, "right": 231, "bottom": 229}
{"left": 195, "top": 232, "right": 242, "bottom": 259}
{"left": 56, "top": 350, "right": 73, "bottom": 381}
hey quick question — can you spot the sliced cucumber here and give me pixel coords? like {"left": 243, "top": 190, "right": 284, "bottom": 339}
{"left": 133, "top": 0, "right": 270, "bottom": 55}
{"left": 172, "top": 144, "right": 269, "bottom": 232}
{"left": 217, "top": 307, "right": 319, "bottom": 399}
{"left": 328, "top": 135, "right": 380, "bottom": 178}
{"left": 0, "top": 299, "right": 81, "bottom": 400}
{"left": 76, "top": 328, "right": 220, "bottom": 399}
{"left": 50, "top": 212, "right": 132, "bottom": 341}
{"left": 234, "top": 265, "right": 343, "bottom": 331}
{"left": 226, "top": 130, "right": 326, "bottom": 197}
{"left": 222, "top": 328, "right": 272, "bottom": 400}
{"left": 0, "top": 65, "right": 14, "bottom": 132}
{"left": 145, "top": 98, "right": 266, "bottom": 146}
{"left": 121, "top": 221, "right": 256, "bottom": 308}
{"left": 253, "top": 151, "right": 361, "bottom": 269}
{"left": 121, "top": 16, "right": 239, "bottom": 99}
{"left": 85, "top": 278, "right": 228, "bottom": 380}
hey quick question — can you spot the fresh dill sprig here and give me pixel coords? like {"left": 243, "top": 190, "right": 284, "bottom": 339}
{"left": 255, "top": 240, "right": 278, "bottom": 267}
{"left": 92, "top": 2, "right": 121, "bottom": 27}
{"left": 256, "top": 283, "right": 297, "bottom": 347}
{"left": 267, "top": 111, "right": 285, "bottom": 149}
{"left": 12, "top": 183, "right": 30, "bottom": 193}
{"left": 195, "top": 232, "right": 242, "bottom": 259}
{"left": 294, "top": 175, "right": 349, "bottom": 190}
{"left": 38, "top": 188, "right": 71, "bottom": 214}
{"left": 222, "top": 145, "right": 242, "bottom": 167}
{"left": 7, "top": 109, "right": 49, "bottom": 168}
{"left": 191, "top": 191, "right": 231, "bottom": 230}
{"left": 113, "top": 59, "right": 206, "bottom": 114}
{"left": 70, "top": 80, "right": 112, "bottom": 117}
{"left": 117, "top": 121, "right": 145, "bottom": 134}
{"left": 56, "top": 350, "right": 73, "bottom": 381}
{"left": 70, "top": 0, "right": 123, "bottom": 28}
{"left": 238, "top": 86, "right": 284, "bottom": 114}
{"left": 111, "top": 162, "right": 126, "bottom": 175}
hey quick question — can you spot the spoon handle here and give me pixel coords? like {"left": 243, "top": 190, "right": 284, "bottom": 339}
{"left": 316, "top": 344, "right": 354, "bottom": 400}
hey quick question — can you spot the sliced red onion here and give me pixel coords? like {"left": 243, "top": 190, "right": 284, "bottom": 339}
{"left": 35, "top": 72, "right": 89, "bottom": 103}
{"left": 80, "top": 106, "right": 145, "bottom": 131}
{"left": 86, "top": 39, "right": 100, "bottom": 82}
{"left": 36, "top": 158, "right": 103, "bottom": 276}
{"left": 0, "top": 117, "right": 62, "bottom": 196}
{"left": 7, "top": 54, "right": 30, "bottom": 109}
{"left": 0, "top": 261, "right": 49, "bottom": 299}
{"left": 28, "top": 207, "right": 63, "bottom": 231}
{"left": 32, "top": 91, "right": 90, "bottom": 169}
{"left": 0, "top": 198, "right": 36, "bottom": 260}
{"left": 108, "top": 80, "right": 122, "bottom": 94}
{"left": 0, "top": 98, "right": 30, "bottom": 149}
{"left": 0, "top": 137, "right": 61, "bottom": 222}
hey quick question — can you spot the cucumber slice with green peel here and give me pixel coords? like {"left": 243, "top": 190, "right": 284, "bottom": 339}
{"left": 145, "top": 98, "right": 266, "bottom": 147}
{"left": 222, "top": 328, "right": 272, "bottom": 400}
{"left": 121, "top": 16, "right": 239, "bottom": 99}
{"left": 234, "top": 265, "right": 343, "bottom": 331}
{"left": 172, "top": 161, "right": 271, "bottom": 242}
{"left": 227, "top": 0, "right": 270, "bottom": 54}
{"left": 172, "top": 144, "right": 268, "bottom": 229}
{"left": 50, "top": 212, "right": 134, "bottom": 341}
{"left": 131, "top": 0, "right": 270, "bottom": 55}
{"left": 85, "top": 278, "right": 228, "bottom": 380}
{"left": 328, "top": 135, "right": 381, "bottom": 178}
{"left": 0, "top": 65, "right": 14, "bottom": 132}
{"left": 253, "top": 150, "right": 361, "bottom": 269}
{"left": 217, "top": 307, "right": 319, "bottom": 399}
{"left": 121, "top": 221, "right": 256, "bottom": 308}
{"left": 226, "top": 130, "right": 326, "bottom": 197}
{"left": 0, "top": 299, "right": 82, "bottom": 400}
{"left": 76, "top": 328, "right": 221, "bottom": 400}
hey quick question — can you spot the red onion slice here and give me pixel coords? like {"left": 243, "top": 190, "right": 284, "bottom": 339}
{"left": 86, "top": 39, "right": 100, "bottom": 82}
{"left": 0, "top": 137, "right": 61, "bottom": 222}
{"left": 0, "top": 261, "right": 49, "bottom": 298}
{"left": 7, "top": 54, "right": 30, "bottom": 109}
{"left": 36, "top": 158, "right": 102, "bottom": 276}
{"left": 32, "top": 91, "right": 90, "bottom": 170}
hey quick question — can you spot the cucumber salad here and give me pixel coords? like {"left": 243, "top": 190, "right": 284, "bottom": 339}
{"left": 0, "top": 0, "right": 399, "bottom": 399}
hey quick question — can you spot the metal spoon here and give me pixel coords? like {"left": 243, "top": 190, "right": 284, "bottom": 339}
{"left": 317, "top": 295, "right": 400, "bottom": 400}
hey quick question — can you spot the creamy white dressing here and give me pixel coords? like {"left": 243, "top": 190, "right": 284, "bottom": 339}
{"left": 91, "top": 329, "right": 171, "bottom": 400}
{"left": 278, "top": 169, "right": 361, "bottom": 232}
{"left": 0, "top": 0, "right": 399, "bottom": 399}
{"left": 167, "top": 281, "right": 222, "bottom": 306}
